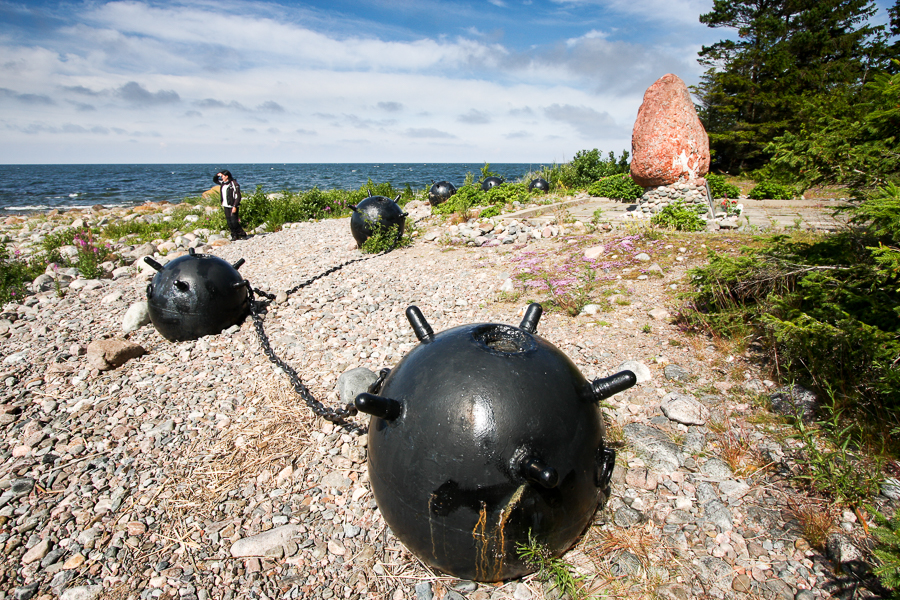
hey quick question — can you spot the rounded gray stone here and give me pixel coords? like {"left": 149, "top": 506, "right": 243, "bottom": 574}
{"left": 123, "top": 301, "right": 151, "bottom": 333}
{"left": 614, "top": 506, "right": 644, "bottom": 527}
{"left": 703, "top": 500, "right": 733, "bottom": 532}
{"left": 415, "top": 582, "right": 433, "bottom": 600}
{"left": 338, "top": 367, "right": 379, "bottom": 405}
{"left": 623, "top": 423, "right": 682, "bottom": 473}
{"left": 769, "top": 384, "right": 818, "bottom": 423}
{"left": 60, "top": 586, "right": 104, "bottom": 600}
{"left": 660, "top": 392, "right": 708, "bottom": 425}
{"left": 700, "top": 457, "right": 733, "bottom": 480}
{"left": 695, "top": 556, "right": 732, "bottom": 584}
{"left": 663, "top": 364, "right": 691, "bottom": 381}
{"left": 826, "top": 533, "right": 862, "bottom": 564}
{"left": 616, "top": 360, "right": 651, "bottom": 384}
{"left": 609, "top": 551, "right": 642, "bottom": 576}
{"left": 881, "top": 477, "right": 900, "bottom": 500}
{"left": 655, "top": 583, "right": 690, "bottom": 600}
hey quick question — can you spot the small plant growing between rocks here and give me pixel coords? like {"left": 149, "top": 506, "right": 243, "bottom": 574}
{"left": 543, "top": 265, "right": 597, "bottom": 317}
{"left": 714, "top": 418, "right": 764, "bottom": 477}
{"left": 73, "top": 229, "right": 110, "bottom": 279}
{"left": 517, "top": 533, "right": 587, "bottom": 600}
{"left": 51, "top": 264, "right": 65, "bottom": 298}
{"left": 720, "top": 198, "right": 742, "bottom": 217}
{"left": 789, "top": 499, "right": 835, "bottom": 550}
{"left": 651, "top": 201, "right": 706, "bottom": 232}
{"left": 793, "top": 416, "right": 884, "bottom": 508}
{"left": 0, "top": 245, "right": 42, "bottom": 305}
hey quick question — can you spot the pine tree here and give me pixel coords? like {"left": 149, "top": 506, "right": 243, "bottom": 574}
{"left": 694, "top": 0, "right": 888, "bottom": 174}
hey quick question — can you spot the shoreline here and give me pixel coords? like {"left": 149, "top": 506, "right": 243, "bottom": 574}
{"left": 0, "top": 162, "right": 544, "bottom": 217}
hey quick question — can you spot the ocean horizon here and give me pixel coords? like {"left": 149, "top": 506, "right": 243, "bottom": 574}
{"left": 0, "top": 163, "right": 548, "bottom": 215}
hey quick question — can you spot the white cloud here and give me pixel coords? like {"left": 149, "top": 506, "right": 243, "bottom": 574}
{"left": 457, "top": 109, "right": 492, "bottom": 124}
{"left": 543, "top": 103, "right": 627, "bottom": 139}
{"left": 0, "top": 0, "right": 715, "bottom": 162}
{"left": 551, "top": 0, "right": 714, "bottom": 26}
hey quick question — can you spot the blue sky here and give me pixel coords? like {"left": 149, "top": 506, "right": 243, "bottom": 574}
{"left": 0, "top": 0, "right": 895, "bottom": 164}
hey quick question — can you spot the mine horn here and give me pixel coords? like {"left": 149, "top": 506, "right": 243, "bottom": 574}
{"left": 143, "top": 257, "right": 163, "bottom": 272}
{"left": 355, "top": 393, "right": 403, "bottom": 421}
{"left": 591, "top": 370, "right": 637, "bottom": 401}
{"left": 406, "top": 306, "right": 434, "bottom": 342}
{"left": 519, "top": 303, "right": 542, "bottom": 333}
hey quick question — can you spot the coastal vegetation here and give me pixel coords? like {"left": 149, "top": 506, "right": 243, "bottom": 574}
{"left": 681, "top": 1, "right": 900, "bottom": 587}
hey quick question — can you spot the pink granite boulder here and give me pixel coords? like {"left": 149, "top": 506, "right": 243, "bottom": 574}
{"left": 630, "top": 74, "right": 710, "bottom": 187}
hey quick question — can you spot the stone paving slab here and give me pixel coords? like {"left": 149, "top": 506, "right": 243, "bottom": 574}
{"left": 502, "top": 194, "right": 852, "bottom": 232}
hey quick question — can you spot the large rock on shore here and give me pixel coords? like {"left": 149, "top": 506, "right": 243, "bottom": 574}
{"left": 630, "top": 74, "right": 710, "bottom": 187}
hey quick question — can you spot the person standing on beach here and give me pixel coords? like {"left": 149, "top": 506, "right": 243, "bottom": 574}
{"left": 216, "top": 170, "right": 248, "bottom": 241}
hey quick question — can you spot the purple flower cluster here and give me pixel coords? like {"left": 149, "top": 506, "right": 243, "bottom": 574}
{"left": 506, "top": 233, "right": 662, "bottom": 313}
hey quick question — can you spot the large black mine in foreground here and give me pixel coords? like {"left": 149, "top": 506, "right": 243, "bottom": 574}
{"left": 355, "top": 304, "right": 636, "bottom": 581}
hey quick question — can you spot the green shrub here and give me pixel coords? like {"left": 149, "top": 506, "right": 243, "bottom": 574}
{"left": 478, "top": 205, "right": 501, "bottom": 219}
{"left": 587, "top": 173, "right": 644, "bottom": 201}
{"left": 360, "top": 222, "right": 413, "bottom": 254}
{"left": 679, "top": 232, "right": 900, "bottom": 415}
{"left": 238, "top": 180, "right": 411, "bottom": 231}
{"left": 558, "top": 149, "right": 630, "bottom": 188}
{"left": 749, "top": 180, "right": 796, "bottom": 200}
{"left": 433, "top": 182, "right": 532, "bottom": 216}
{"left": 706, "top": 173, "right": 741, "bottom": 199}
{"left": 651, "top": 201, "right": 707, "bottom": 231}
{"left": 479, "top": 162, "right": 503, "bottom": 181}
{"left": 41, "top": 228, "right": 77, "bottom": 264}
{"left": 793, "top": 417, "right": 885, "bottom": 506}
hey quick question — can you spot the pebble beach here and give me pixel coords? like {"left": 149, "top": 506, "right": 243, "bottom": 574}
{"left": 0, "top": 198, "right": 895, "bottom": 600}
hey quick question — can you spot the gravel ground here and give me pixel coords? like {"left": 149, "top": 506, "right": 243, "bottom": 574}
{"left": 0, "top": 202, "right": 896, "bottom": 600}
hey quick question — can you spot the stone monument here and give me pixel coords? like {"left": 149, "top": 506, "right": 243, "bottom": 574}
{"left": 631, "top": 74, "right": 711, "bottom": 216}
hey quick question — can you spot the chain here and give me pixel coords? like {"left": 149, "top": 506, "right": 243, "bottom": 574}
{"left": 245, "top": 248, "right": 396, "bottom": 434}
{"left": 249, "top": 300, "right": 366, "bottom": 434}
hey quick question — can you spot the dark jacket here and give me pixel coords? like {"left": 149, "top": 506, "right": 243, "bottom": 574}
{"left": 220, "top": 180, "right": 242, "bottom": 209}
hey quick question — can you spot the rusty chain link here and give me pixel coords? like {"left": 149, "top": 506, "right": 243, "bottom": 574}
{"left": 245, "top": 248, "right": 395, "bottom": 434}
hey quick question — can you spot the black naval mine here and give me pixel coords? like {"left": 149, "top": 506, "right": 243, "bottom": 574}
{"left": 529, "top": 177, "right": 550, "bottom": 192}
{"left": 354, "top": 303, "right": 636, "bottom": 582}
{"left": 481, "top": 176, "right": 503, "bottom": 191}
{"left": 428, "top": 181, "right": 457, "bottom": 206}
{"left": 349, "top": 193, "right": 408, "bottom": 247}
{"left": 144, "top": 248, "right": 249, "bottom": 342}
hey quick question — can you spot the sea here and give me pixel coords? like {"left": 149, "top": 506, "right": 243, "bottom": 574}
{"left": 0, "top": 163, "right": 545, "bottom": 215}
